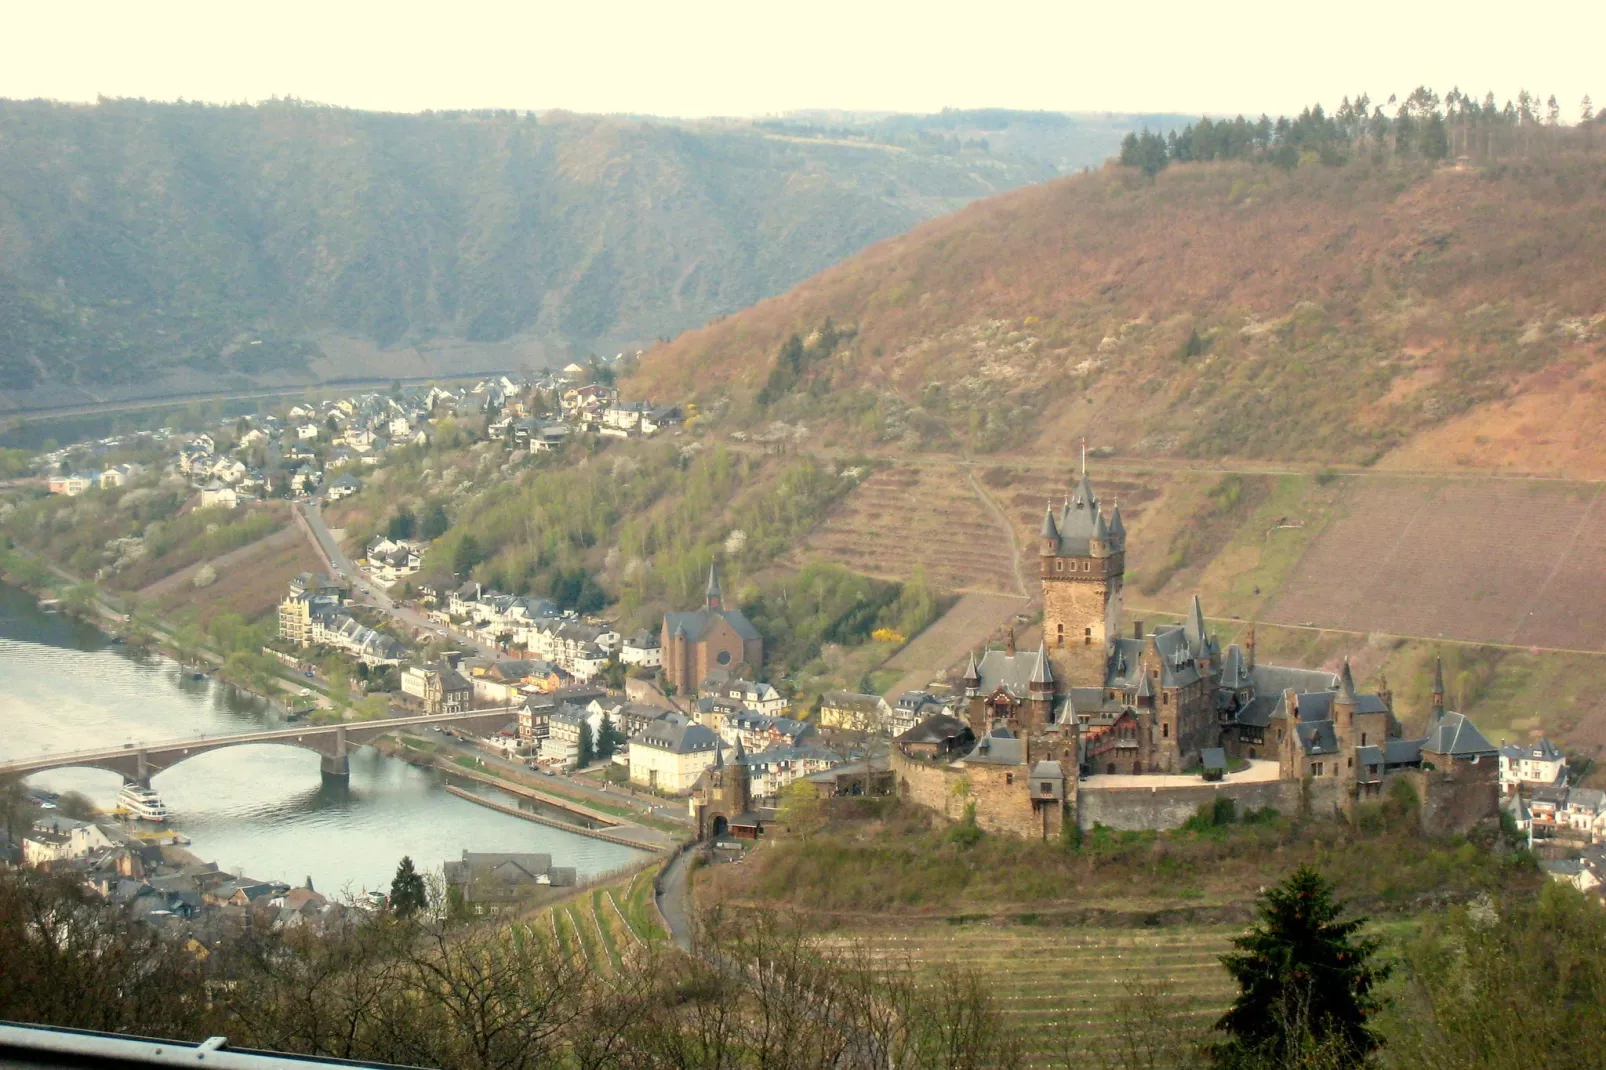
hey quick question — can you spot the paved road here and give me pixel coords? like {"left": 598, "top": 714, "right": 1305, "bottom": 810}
{"left": 298, "top": 501, "right": 495, "bottom": 658}
{"left": 654, "top": 846, "right": 695, "bottom": 952}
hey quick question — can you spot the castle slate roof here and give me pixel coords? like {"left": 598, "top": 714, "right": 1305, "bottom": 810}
{"left": 1031, "top": 760, "right": 1066, "bottom": 781}
{"left": 896, "top": 713, "right": 972, "bottom": 746}
{"left": 663, "top": 605, "right": 761, "bottom": 643}
{"left": 1295, "top": 721, "right": 1339, "bottom": 756}
{"left": 976, "top": 648, "right": 1044, "bottom": 699}
{"left": 1422, "top": 711, "right": 1497, "bottom": 759}
{"left": 962, "top": 729, "right": 1027, "bottom": 767}
{"left": 1219, "top": 645, "right": 1249, "bottom": 690}
{"left": 1384, "top": 738, "right": 1424, "bottom": 766}
{"left": 1517, "top": 737, "right": 1564, "bottom": 763}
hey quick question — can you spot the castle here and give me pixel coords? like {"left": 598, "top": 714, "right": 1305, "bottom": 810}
{"left": 893, "top": 463, "right": 1500, "bottom": 839}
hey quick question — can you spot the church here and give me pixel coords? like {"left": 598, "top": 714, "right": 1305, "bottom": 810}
{"left": 660, "top": 565, "right": 763, "bottom": 694}
{"left": 894, "top": 462, "right": 1500, "bottom": 839}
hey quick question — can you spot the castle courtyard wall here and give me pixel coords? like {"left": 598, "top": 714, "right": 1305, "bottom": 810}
{"left": 1077, "top": 776, "right": 1346, "bottom": 832}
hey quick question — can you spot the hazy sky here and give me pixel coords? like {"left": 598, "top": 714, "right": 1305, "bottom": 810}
{"left": 5, "top": 1, "right": 1603, "bottom": 120}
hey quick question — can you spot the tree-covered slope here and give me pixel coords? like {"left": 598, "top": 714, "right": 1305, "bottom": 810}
{"left": 630, "top": 124, "right": 1606, "bottom": 474}
{"left": 0, "top": 99, "right": 1075, "bottom": 409}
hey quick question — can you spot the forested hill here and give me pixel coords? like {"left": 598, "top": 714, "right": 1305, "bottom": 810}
{"left": 630, "top": 106, "right": 1606, "bottom": 476}
{"left": 0, "top": 99, "right": 1122, "bottom": 411}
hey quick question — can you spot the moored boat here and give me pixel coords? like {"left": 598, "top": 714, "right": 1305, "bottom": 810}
{"left": 117, "top": 783, "right": 169, "bottom": 822}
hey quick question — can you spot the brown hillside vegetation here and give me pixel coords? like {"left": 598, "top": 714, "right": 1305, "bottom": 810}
{"left": 631, "top": 149, "right": 1606, "bottom": 474}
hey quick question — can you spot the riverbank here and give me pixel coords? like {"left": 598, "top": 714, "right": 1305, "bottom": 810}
{"left": 440, "top": 786, "right": 671, "bottom": 853}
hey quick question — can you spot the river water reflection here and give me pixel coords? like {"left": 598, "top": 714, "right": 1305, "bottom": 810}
{"left": 0, "top": 580, "right": 643, "bottom": 893}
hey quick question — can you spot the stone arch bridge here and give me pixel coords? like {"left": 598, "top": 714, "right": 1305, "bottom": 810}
{"left": 0, "top": 708, "right": 522, "bottom": 785}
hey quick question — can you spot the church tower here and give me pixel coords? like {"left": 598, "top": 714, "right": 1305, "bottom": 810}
{"left": 1041, "top": 453, "right": 1125, "bottom": 686}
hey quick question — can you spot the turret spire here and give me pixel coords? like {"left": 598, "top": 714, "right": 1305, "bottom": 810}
{"left": 1184, "top": 594, "right": 1208, "bottom": 652}
{"left": 1337, "top": 658, "right": 1358, "bottom": 706}
{"left": 1431, "top": 656, "right": 1446, "bottom": 720}
{"left": 1029, "top": 639, "right": 1054, "bottom": 688}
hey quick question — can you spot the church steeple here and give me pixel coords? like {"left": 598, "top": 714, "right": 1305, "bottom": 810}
{"left": 706, "top": 562, "right": 723, "bottom": 611}
{"left": 1430, "top": 656, "right": 1445, "bottom": 722}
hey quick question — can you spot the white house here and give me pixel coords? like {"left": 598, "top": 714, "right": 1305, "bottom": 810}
{"left": 199, "top": 483, "right": 239, "bottom": 510}
{"left": 21, "top": 816, "right": 116, "bottom": 866}
{"left": 628, "top": 713, "right": 721, "bottom": 794}
{"left": 1500, "top": 737, "right": 1568, "bottom": 795}
{"left": 724, "top": 679, "right": 788, "bottom": 716}
{"left": 296, "top": 423, "right": 320, "bottom": 441}
{"left": 620, "top": 631, "right": 662, "bottom": 668}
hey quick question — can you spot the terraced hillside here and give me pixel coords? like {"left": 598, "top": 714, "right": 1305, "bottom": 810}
{"left": 538, "top": 867, "right": 666, "bottom": 977}
{"left": 827, "top": 922, "right": 1236, "bottom": 1064}
{"left": 797, "top": 464, "right": 1019, "bottom": 594}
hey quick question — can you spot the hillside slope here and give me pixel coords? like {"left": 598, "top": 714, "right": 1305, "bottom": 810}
{"left": 632, "top": 150, "right": 1606, "bottom": 476}
{"left": 0, "top": 99, "right": 1073, "bottom": 411}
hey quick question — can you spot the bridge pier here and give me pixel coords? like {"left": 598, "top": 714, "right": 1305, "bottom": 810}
{"left": 320, "top": 726, "right": 349, "bottom": 781}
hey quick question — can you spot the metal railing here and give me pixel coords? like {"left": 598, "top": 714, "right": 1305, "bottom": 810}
{"left": 0, "top": 1021, "right": 417, "bottom": 1070}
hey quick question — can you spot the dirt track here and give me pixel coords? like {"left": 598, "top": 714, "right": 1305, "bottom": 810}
{"left": 880, "top": 592, "right": 1027, "bottom": 699}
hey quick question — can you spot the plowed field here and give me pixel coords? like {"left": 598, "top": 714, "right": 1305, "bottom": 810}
{"left": 1265, "top": 479, "right": 1606, "bottom": 652}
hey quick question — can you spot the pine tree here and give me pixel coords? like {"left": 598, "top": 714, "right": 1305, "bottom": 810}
{"left": 1211, "top": 866, "right": 1389, "bottom": 1067}
{"left": 597, "top": 713, "right": 618, "bottom": 761}
{"left": 389, "top": 856, "right": 428, "bottom": 919}
{"left": 578, "top": 720, "right": 595, "bottom": 768}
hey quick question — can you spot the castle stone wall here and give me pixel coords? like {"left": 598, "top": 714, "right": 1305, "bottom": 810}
{"left": 892, "top": 750, "right": 1059, "bottom": 839}
{"left": 1077, "top": 777, "right": 1346, "bottom": 832}
{"left": 1043, "top": 578, "right": 1112, "bottom": 685}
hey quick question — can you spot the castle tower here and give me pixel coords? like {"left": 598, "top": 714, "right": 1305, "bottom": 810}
{"left": 962, "top": 650, "right": 981, "bottom": 699}
{"left": 1334, "top": 658, "right": 1358, "bottom": 757}
{"left": 1041, "top": 462, "right": 1124, "bottom": 687}
{"left": 1028, "top": 639, "right": 1055, "bottom": 730}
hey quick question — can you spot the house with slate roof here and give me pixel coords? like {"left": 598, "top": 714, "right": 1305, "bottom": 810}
{"left": 1499, "top": 736, "right": 1568, "bottom": 795}
{"left": 629, "top": 711, "right": 722, "bottom": 793}
{"left": 660, "top": 564, "right": 763, "bottom": 693}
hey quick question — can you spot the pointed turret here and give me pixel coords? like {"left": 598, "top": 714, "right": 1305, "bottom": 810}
{"left": 1184, "top": 594, "right": 1208, "bottom": 653}
{"left": 711, "top": 740, "right": 725, "bottom": 770}
{"left": 962, "top": 649, "right": 982, "bottom": 697}
{"left": 1430, "top": 657, "right": 1446, "bottom": 721}
{"left": 1135, "top": 671, "right": 1154, "bottom": 703}
{"left": 1336, "top": 658, "right": 1358, "bottom": 707}
{"left": 1040, "top": 501, "right": 1060, "bottom": 555}
{"left": 705, "top": 563, "right": 723, "bottom": 611}
{"left": 1029, "top": 640, "right": 1055, "bottom": 689}
{"left": 1108, "top": 501, "right": 1126, "bottom": 540}
{"left": 1071, "top": 469, "right": 1098, "bottom": 511}
{"left": 732, "top": 733, "right": 746, "bottom": 760}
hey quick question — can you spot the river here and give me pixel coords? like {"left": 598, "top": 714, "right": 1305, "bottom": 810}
{"left": 0, "top": 580, "right": 645, "bottom": 894}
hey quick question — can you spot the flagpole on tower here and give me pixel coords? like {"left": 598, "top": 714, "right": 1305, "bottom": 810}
{"left": 1080, "top": 437, "right": 1087, "bottom": 475}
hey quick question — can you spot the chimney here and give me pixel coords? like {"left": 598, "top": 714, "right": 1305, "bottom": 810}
{"left": 1005, "top": 627, "right": 1016, "bottom": 657}
{"left": 1132, "top": 620, "right": 1144, "bottom": 640}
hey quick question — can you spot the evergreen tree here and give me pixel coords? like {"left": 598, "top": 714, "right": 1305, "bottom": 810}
{"left": 452, "top": 534, "right": 482, "bottom": 577}
{"left": 419, "top": 502, "right": 450, "bottom": 541}
{"left": 578, "top": 721, "right": 595, "bottom": 768}
{"left": 1212, "top": 866, "right": 1388, "bottom": 1068}
{"left": 597, "top": 713, "right": 618, "bottom": 761}
{"left": 389, "top": 856, "right": 428, "bottom": 919}
{"left": 387, "top": 508, "right": 416, "bottom": 541}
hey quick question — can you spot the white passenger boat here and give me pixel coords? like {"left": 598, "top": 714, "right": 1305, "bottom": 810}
{"left": 117, "top": 783, "right": 169, "bottom": 822}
